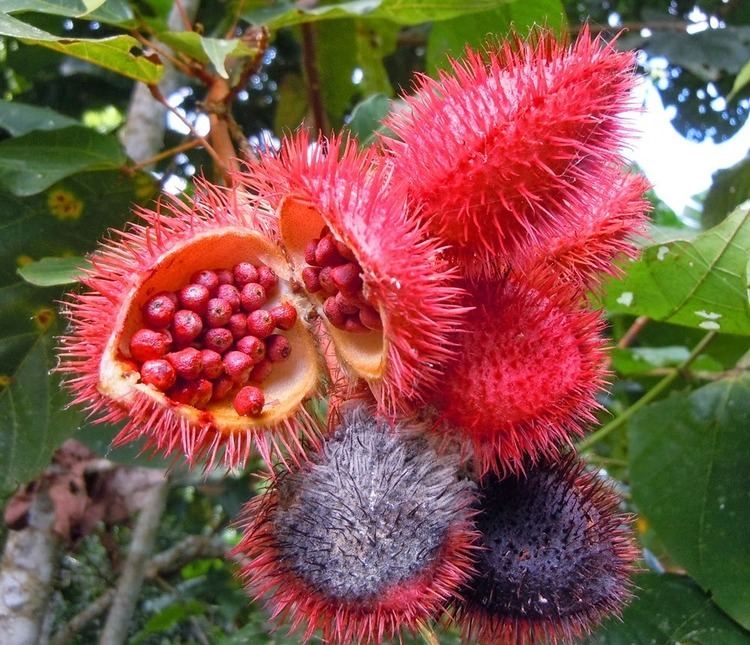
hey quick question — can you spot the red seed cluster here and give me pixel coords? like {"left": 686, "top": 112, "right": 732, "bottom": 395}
{"left": 302, "top": 227, "right": 382, "bottom": 333}
{"left": 129, "top": 264, "right": 297, "bottom": 416}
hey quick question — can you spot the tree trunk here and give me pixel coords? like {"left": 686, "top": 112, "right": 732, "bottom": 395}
{"left": 0, "top": 490, "right": 60, "bottom": 645}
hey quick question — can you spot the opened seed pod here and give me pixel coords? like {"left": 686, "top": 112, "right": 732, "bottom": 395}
{"left": 59, "top": 181, "right": 323, "bottom": 469}
{"left": 241, "top": 133, "right": 468, "bottom": 415}
{"left": 234, "top": 404, "right": 478, "bottom": 643}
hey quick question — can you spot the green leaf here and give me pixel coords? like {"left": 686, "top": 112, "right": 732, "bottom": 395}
{"left": 629, "top": 375, "right": 750, "bottom": 629}
{"left": 5, "top": 0, "right": 134, "bottom": 25}
{"left": 17, "top": 256, "right": 86, "bottom": 286}
{"left": 347, "top": 93, "right": 392, "bottom": 144}
{"left": 0, "top": 100, "right": 77, "bottom": 136}
{"left": 1, "top": 13, "right": 161, "bottom": 82}
{"left": 274, "top": 72, "right": 309, "bottom": 133}
{"left": 703, "top": 156, "right": 750, "bottom": 229}
{"left": 0, "top": 170, "right": 157, "bottom": 490}
{"left": 158, "top": 32, "right": 258, "bottom": 79}
{"left": 243, "top": 0, "right": 517, "bottom": 29}
{"left": 0, "top": 285, "right": 84, "bottom": 495}
{"left": 4, "top": 0, "right": 106, "bottom": 17}
{"left": 0, "top": 170, "right": 156, "bottom": 288}
{"left": 586, "top": 573, "right": 750, "bottom": 644}
{"left": 31, "top": 36, "right": 164, "bottom": 83}
{"left": 633, "top": 27, "right": 750, "bottom": 82}
{"left": 427, "top": 0, "right": 565, "bottom": 73}
{"left": 602, "top": 205, "right": 750, "bottom": 335}
{"left": 314, "top": 19, "right": 397, "bottom": 126}
{"left": 611, "top": 346, "right": 724, "bottom": 376}
{"left": 729, "top": 58, "right": 750, "bottom": 101}
{"left": 0, "top": 125, "right": 126, "bottom": 196}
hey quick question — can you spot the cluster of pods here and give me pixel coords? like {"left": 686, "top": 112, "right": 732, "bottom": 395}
{"left": 60, "top": 28, "right": 649, "bottom": 644}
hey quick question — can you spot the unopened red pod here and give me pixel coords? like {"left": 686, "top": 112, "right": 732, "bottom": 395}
{"left": 59, "top": 181, "right": 323, "bottom": 469}
{"left": 383, "top": 27, "right": 641, "bottom": 277}
{"left": 429, "top": 274, "right": 608, "bottom": 476}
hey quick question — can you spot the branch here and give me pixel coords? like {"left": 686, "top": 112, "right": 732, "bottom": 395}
{"left": 300, "top": 22, "right": 329, "bottom": 135}
{"left": 50, "top": 535, "right": 229, "bottom": 645}
{"left": 98, "top": 477, "right": 170, "bottom": 645}
{"left": 578, "top": 331, "right": 717, "bottom": 452}
{"left": 616, "top": 315, "right": 650, "bottom": 350}
{"left": 204, "top": 77, "right": 241, "bottom": 180}
{"left": 118, "top": 0, "right": 201, "bottom": 164}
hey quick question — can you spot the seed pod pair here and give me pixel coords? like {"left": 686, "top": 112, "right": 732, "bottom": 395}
{"left": 236, "top": 406, "right": 638, "bottom": 644}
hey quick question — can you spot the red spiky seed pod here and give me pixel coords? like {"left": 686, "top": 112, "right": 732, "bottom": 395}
{"left": 455, "top": 455, "right": 638, "bottom": 643}
{"left": 234, "top": 404, "right": 478, "bottom": 644}
{"left": 240, "top": 132, "right": 468, "bottom": 415}
{"left": 518, "top": 170, "right": 651, "bottom": 294}
{"left": 58, "top": 180, "right": 324, "bottom": 469}
{"left": 382, "top": 27, "right": 640, "bottom": 277}
{"left": 429, "top": 275, "right": 608, "bottom": 476}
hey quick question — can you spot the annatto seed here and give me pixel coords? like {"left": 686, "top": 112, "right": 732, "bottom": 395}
{"left": 139, "top": 359, "right": 176, "bottom": 391}
{"left": 236, "top": 335, "right": 266, "bottom": 363}
{"left": 315, "top": 235, "right": 345, "bottom": 267}
{"left": 206, "top": 297, "right": 233, "bottom": 328}
{"left": 212, "top": 376, "right": 234, "bottom": 402}
{"left": 301, "top": 267, "right": 321, "bottom": 293}
{"left": 343, "top": 316, "right": 368, "bottom": 333}
{"left": 334, "top": 291, "right": 359, "bottom": 315}
{"left": 246, "top": 309, "right": 276, "bottom": 338}
{"left": 166, "top": 347, "right": 203, "bottom": 380}
{"left": 358, "top": 304, "right": 383, "bottom": 330}
{"left": 170, "top": 381, "right": 200, "bottom": 407}
{"left": 130, "top": 328, "right": 171, "bottom": 362}
{"left": 266, "top": 334, "right": 292, "bottom": 362}
{"left": 304, "top": 239, "right": 319, "bottom": 265}
{"left": 249, "top": 358, "right": 273, "bottom": 383}
{"left": 270, "top": 301, "right": 298, "bottom": 330}
{"left": 200, "top": 349, "right": 224, "bottom": 379}
{"left": 162, "top": 291, "right": 179, "bottom": 306}
{"left": 228, "top": 313, "right": 248, "bottom": 339}
{"left": 203, "top": 328, "right": 233, "bottom": 354}
{"left": 335, "top": 239, "right": 356, "bottom": 262}
{"left": 240, "top": 283, "right": 267, "bottom": 312}
{"left": 318, "top": 266, "right": 337, "bottom": 294}
{"left": 172, "top": 310, "right": 203, "bottom": 345}
{"left": 233, "top": 385, "right": 265, "bottom": 416}
{"left": 331, "top": 263, "right": 363, "bottom": 296}
{"left": 178, "top": 283, "right": 210, "bottom": 313}
{"left": 191, "top": 270, "right": 219, "bottom": 295}
{"left": 217, "top": 284, "right": 241, "bottom": 313}
{"left": 257, "top": 266, "right": 278, "bottom": 292}
{"left": 193, "top": 379, "right": 213, "bottom": 409}
{"left": 323, "top": 296, "right": 345, "bottom": 327}
{"left": 223, "top": 351, "right": 254, "bottom": 384}
{"left": 216, "top": 268, "right": 234, "bottom": 285}
{"left": 142, "top": 292, "right": 176, "bottom": 329}
{"left": 233, "top": 262, "right": 259, "bottom": 286}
